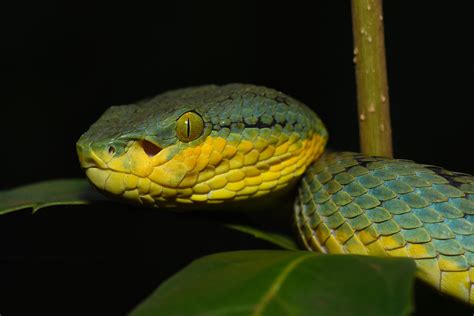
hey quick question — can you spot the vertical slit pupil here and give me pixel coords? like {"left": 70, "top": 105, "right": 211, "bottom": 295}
{"left": 186, "top": 117, "right": 191, "bottom": 138}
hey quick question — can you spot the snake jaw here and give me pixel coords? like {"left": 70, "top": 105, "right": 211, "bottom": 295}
{"left": 78, "top": 130, "right": 327, "bottom": 208}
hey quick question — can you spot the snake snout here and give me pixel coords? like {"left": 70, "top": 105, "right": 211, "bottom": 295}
{"left": 76, "top": 139, "right": 120, "bottom": 170}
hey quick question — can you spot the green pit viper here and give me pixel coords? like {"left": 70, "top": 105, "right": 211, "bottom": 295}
{"left": 76, "top": 84, "right": 474, "bottom": 303}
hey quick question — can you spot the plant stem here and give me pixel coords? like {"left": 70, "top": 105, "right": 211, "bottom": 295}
{"left": 351, "top": 0, "right": 393, "bottom": 157}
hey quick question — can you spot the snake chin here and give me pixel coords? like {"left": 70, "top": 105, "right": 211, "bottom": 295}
{"left": 83, "top": 167, "right": 170, "bottom": 207}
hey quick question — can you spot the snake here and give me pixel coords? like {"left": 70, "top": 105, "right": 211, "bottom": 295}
{"left": 76, "top": 84, "right": 474, "bottom": 304}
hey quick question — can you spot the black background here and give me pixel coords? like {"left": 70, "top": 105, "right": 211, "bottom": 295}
{"left": 1, "top": 1, "right": 473, "bottom": 315}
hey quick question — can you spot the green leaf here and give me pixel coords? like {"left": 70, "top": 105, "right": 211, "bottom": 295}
{"left": 130, "top": 250, "right": 415, "bottom": 316}
{"left": 225, "top": 224, "right": 299, "bottom": 250}
{"left": 0, "top": 178, "right": 106, "bottom": 215}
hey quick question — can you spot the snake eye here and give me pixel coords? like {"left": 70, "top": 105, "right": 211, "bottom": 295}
{"left": 176, "top": 111, "right": 204, "bottom": 142}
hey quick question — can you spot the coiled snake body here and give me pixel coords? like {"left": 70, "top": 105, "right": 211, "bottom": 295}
{"left": 77, "top": 84, "right": 474, "bottom": 303}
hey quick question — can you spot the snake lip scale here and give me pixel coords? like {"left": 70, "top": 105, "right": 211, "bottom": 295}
{"left": 77, "top": 83, "right": 474, "bottom": 304}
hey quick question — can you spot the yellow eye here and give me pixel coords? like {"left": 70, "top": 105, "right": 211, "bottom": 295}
{"left": 176, "top": 111, "right": 204, "bottom": 142}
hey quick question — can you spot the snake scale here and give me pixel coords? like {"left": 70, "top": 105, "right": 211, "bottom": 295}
{"left": 76, "top": 84, "right": 474, "bottom": 304}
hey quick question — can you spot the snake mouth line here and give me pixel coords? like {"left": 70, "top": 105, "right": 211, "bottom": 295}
{"left": 84, "top": 156, "right": 292, "bottom": 207}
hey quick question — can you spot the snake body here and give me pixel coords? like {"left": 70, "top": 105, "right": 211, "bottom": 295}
{"left": 77, "top": 84, "right": 474, "bottom": 303}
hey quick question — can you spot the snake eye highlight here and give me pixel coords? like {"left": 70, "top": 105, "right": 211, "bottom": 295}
{"left": 176, "top": 111, "right": 204, "bottom": 142}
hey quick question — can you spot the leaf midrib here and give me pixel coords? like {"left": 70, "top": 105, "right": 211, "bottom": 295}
{"left": 252, "top": 254, "right": 313, "bottom": 316}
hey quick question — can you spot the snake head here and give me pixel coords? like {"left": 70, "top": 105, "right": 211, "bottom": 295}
{"left": 77, "top": 84, "right": 328, "bottom": 208}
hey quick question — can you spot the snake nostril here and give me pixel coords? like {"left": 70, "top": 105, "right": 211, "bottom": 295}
{"left": 108, "top": 146, "right": 116, "bottom": 155}
{"left": 142, "top": 140, "right": 161, "bottom": 157}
